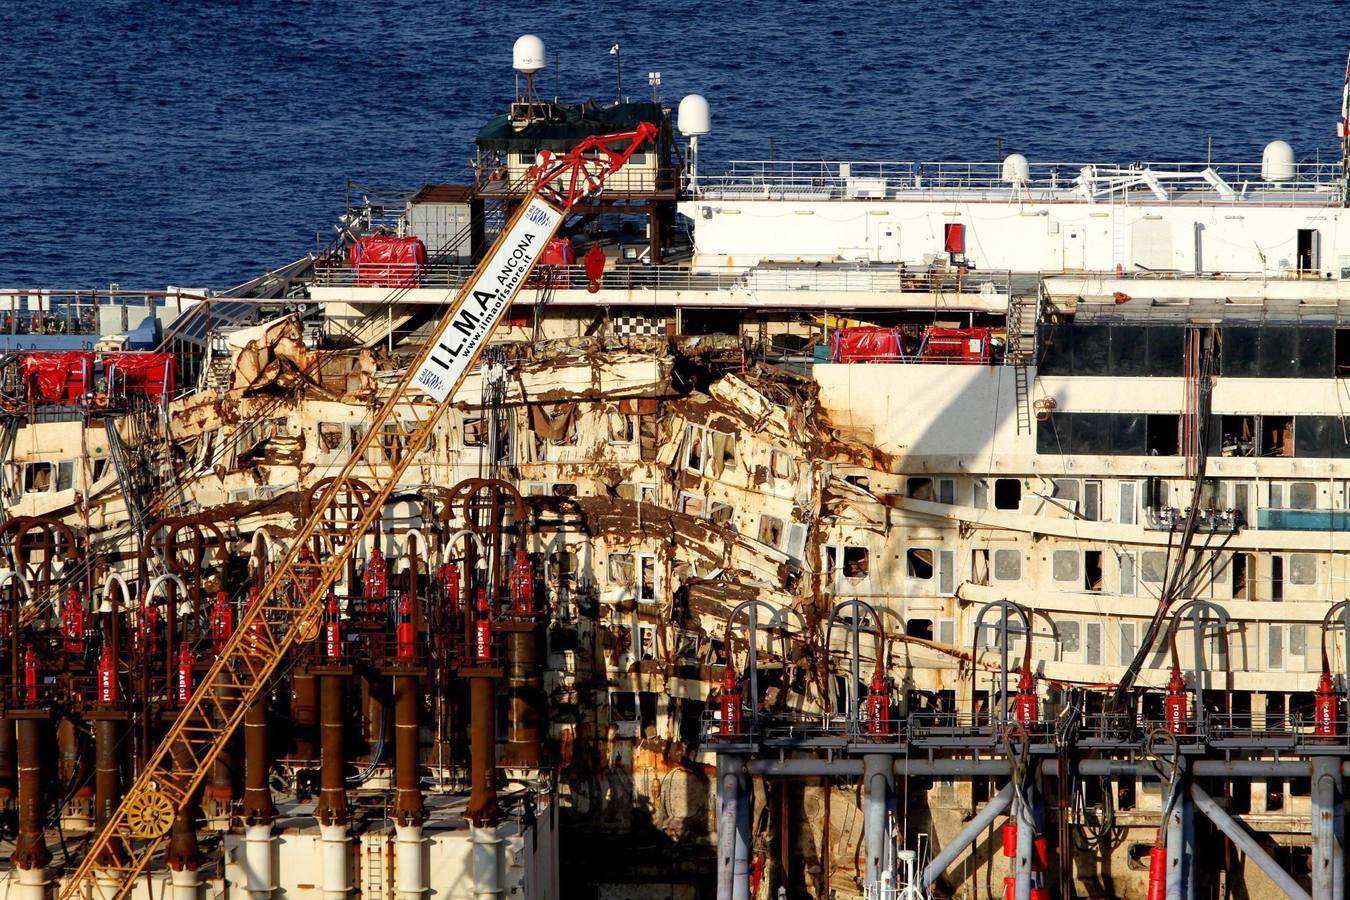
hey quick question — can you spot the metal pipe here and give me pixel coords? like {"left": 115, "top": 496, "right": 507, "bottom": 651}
{"left": 94, "top": 718, "right": 120, "bottom": 828}
{"left": 1080, "top": 759, "right": 1312, "bottom": 778}
{"left": 502, "top": 627, "right": 543, "bottom": 768}
{"left": 316, "top": 674, "right": 349, "bottom": 828}
{"left": 466, "top": 675, "right": 500, "bottom": 826}
{"left": 470, "top": 825, "right": 502, "bottom": 900}
{"left": 319, "top": 823, "right": 352, "bottom": 900}
{"left": 923, "top": 783, "right": 1014, "bottom": 887}
{"left": 242, "top": 688, "right": 275, "bottom": 900}
{"left": 166, "top": 804, "right": 203, "bottom": 900}
{"left": 716, "top": 755, "right": 743, "bottom": 900}
{"left": 864, "top": 754, "right": 890, "bottom": 890}
{"left": 393, "top": 674, "right": 427, "bottom": 900}
{"left": 734, "top": 769, "right": 751, "bottom": 900}
{"left": 1014, "top": 779, "right": 1034, "bottom": 900}
{"left": 0, "top": 714, "right": 16, "bottom": 803}
{"left": 1165, "top": 769, "right": 1191, "bottom": 900}
{"left": 1312, "top": 755, "right": 1342, "bottom": 900}
{"left": 11, "top": 717, "right": 49, "bottom": 899}
{"left": 1189, "top": 783, "right": 1310, "bottom": 900}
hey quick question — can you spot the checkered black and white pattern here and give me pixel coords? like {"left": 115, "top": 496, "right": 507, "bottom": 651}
{"left": 610, "top": 314, "right": 667, "bottom": 336}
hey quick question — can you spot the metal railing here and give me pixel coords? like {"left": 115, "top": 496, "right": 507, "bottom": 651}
{"left": 311, "top": 261, "right": 1013, "bottom": 296}
{"left": 694, "top": 158, "right": 1346, "bottom": 204}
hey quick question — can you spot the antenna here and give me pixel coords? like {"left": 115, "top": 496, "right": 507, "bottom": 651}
{"left": 648, "top": 71, "right": 661, "bottom": 104}
{"left": 610, "top": 43, "right": 622, "bottom": 105}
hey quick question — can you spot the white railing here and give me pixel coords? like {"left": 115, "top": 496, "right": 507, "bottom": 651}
{"left": 311, "top": 262, "right": 1013, "bottom": 296}
{"left": 693, "top": 158, "right": 1346, "bottom": 205}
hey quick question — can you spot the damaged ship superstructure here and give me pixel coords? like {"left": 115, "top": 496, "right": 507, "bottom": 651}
{"left": 7, "top": 35, "right": 1350, "bottom": 900}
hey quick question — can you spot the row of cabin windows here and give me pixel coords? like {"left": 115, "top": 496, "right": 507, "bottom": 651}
{"left": 942, "top": 614, "right": 1318, "bottom": 673}
{"left": 313, "top": 412, "right": 638, "bottom": 461}
{"left": 1039, "top": 412, "right": 1350, "bottom": 458}
{"left": 1045, "top": 547, "right": 1320, "bottom": 599}
{"left": 1038, "top": 324, "right": 1350, "bottom": 379}
{"left": 823, "top": 544, "right": 958, "bottom": 594}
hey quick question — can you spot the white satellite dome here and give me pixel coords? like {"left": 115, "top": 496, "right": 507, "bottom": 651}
{"left": 677, "top": 94, "right": 711, "bottom": 136}
{"left": 513, "top": 35, "right": 547, "bottom": 74}
{"left": 1001, "top": 153, "right": 1030, "bottom": 185}
{"left": 1261, "top": 140, "right": 1295, "bottom": 182}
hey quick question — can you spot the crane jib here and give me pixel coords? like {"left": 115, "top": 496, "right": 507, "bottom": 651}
{"left": 412, "top": 196, "right": 563, "bottom": 401}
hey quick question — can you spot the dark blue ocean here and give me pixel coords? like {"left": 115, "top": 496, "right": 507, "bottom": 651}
{"left": 4, "top": 0, "right": 1350, "bottom": 288}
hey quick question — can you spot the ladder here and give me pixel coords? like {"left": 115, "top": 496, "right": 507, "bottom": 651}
{"left": 58, "top": 124, "right": 657, "bottom": 900}
{"left": 1006, "top": 282, "right": 1040, "bottom": 435}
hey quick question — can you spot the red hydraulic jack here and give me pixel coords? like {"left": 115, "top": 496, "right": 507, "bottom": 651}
{"left": 719, "top": 667, "right": 742, "bottom": 736}
{"left": 97, "top": 646, "right": 118, "bottom": 705}
{"left": 396, "top": 594, "right": 415, "bottom": 661}
{"left": 1164, "top": 666, "right": 1189, "bottom": 735}
{"left": 510, "top": 550, "right": 534, "bottom": 615}
{"left": 866, "top": 669, "right": 890, "bottom": 735}
{"left": 474, "top": 589, "right": 492, "bottom": 663}
{"left": 1145, "top": 830, "right": 1168, "bottom": 900}
{"left": 1014, "top": 667, "right": 1038, "bottom": 727}
{"left": 1315, "top": 667, "right": 1340, "bottom": 736}
{"left": 176, "top": 641, "right": 193, "bottom": 704}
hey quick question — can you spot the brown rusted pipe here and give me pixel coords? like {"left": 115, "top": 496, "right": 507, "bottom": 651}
{"left": 392, "top": 674, "right": 424, "bottom": 827}
{"left": 502, "top": 628, "right": 543, "bottom": 769}
{"left": 94, "top": 719, "right": 120, "bottom": 826}
{"left": 292, "top": 671, "right": 318, "bottom": 760}
{"left": 241, "top": 687, "right": 274, "bottom": 826}
{"left": 0, "top": 715, "right": 16, "bottom": 801}
{"left": 11, "top": 718, "right": 50, "bottom": 871}
{"left": 315, "top": 674, "right": 348, "bottom": 827}
{"left": 465, "top": 675, "right": 500, "bottom": 826}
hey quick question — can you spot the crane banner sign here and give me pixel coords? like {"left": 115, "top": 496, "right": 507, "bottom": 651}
{"left": 412, "top": 196, "right": 563, "bottom": 401}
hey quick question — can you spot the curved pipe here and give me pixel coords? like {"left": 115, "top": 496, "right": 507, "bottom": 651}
{"left": 100, "top": 572, "right": 130, "bottom": 613}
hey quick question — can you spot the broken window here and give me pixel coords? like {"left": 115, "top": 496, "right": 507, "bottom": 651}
{"left": 318, "top": 422, "right": 344, "bottom": 453}
{"left": 551, "top": 482, "right": 578, "bottom": 498}
{"left": 638, "top": 555, "right": 658, "bottom": 603}
{"left": 1141, "top": 550, "right": 1168, "bottom": 584}
{"left": 23, "top": 462, "right": 52, "bottom": 493}
{"left": 994, "top": 478, "right": 1021, "bottom": 510}
{"left": 708, "top": 501, "right": 736, "bottom": 528}
{"left": 90, "top": 458, "right": 109, "bottom": 483}
{"left": 993, "top": 549, "right": 1022, "bottom": 581}
{"left": 972, "top": 549, "right": 990, "bottom": 584}
{"left": 843, "top": 546, "right": 870, "bottom": 579}
{"left": 707, "top": 429, "right": 736, "bottom": 477}
{"left": 1262, "top": 415, "right": 1293, "bottom": 457}
{"left": 683, "top": 424, "right": 704, "bottom": 472}
{"left": 608, "top": 553, "right": 635, "bottom": 587}
{"left": 610, "top": 691, "right": 637, "bottom": 722}
{"left": 771, "top": 449, "right": 795, "bottom": 480}
{"left": 1232, "top": 552, "right": 1252, "bottom": 599}
{"left": 640, "top": 484, "right": 658, "bottom": 505}
{"left": 1290, "top": 552, "right": 1317, "bottom": 585}
{"left": 845, "top": 474, "right": 871, "bottom": 492}
{"left": 463, "top": 416, "right": 484, "bottom": 447}
{"left": 824, "top": 545, "right": 838, "bottom": 587}
{"left": 606, "top": 408, "right": 635, "bottom": 444}
{"left": 907, "top": 548, "right": 934, "bottom": 580}
{"left": 1052, "top": 550, "right": 1080, "bottom": 583}
{"left": 1052, "top": 479, "right": 1080, "bottom": 509}
{"left": 907, "top": 477, "right": 933, "bottom": 500}
{"left": 906, "top": 619, "right": 934, "bottom": 640}
{"left": 678, "top": 492, "right": 704, "bottom": 518}
{"left": 547, "top": 551, "right": 576, "bottom": 583}
{"left": 1221, "top": 415, "right": 1257, "bottom": 457}
{"left": 55, "top": 461, "right": 74, "bottom": 492}
{"left": 1084, "top": 549, "right": 1103, "bottom": 592}
{"left": 379, "top": 422, "right": 405, "bottom": 464}
{"left": 1146, "top": 414, "right": 1180, "bottom": 456}
{"left": 973, "top": 479, "right": 989, "bottom": 508}
{"left": 758, "top": 514, "right": 784, "bottom": 547}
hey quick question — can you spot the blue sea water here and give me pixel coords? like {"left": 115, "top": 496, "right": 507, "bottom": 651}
{"left": 3, "top": 0, "right": 1349, "bottom": 288}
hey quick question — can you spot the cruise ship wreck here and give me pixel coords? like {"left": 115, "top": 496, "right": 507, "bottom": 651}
{"left": 4, "top": 36, "right": 1350, "bottom": 900}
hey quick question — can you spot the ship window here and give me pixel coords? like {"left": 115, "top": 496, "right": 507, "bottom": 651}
{"left": 1261, "top": 415, "right": 1293, "bottom": 457}
{"left": 770, "top": 449, "right": 795, "bottom": 480}
{"left": 683, "top": 424, "right": 704, "bottom": 472}
{"left": 758, "top": 514, "right": 784, "bottom": 547}
{"left": 1059, "top": 621, "right": 1081, "bottom": 654}
{"left": 1336, "top": 328, "right": 1350, "bottom": 376}
{"left": 22, "top": 462, "right": 52, "bottom": 493}
{"left": 1084, "top": 550, "right": 1103, "bottom": 592}
{"left": 938, "top": 478, "right": 956, "bottom": 504}
{"left": 551, "top": 482, "right": 578, "bottom": 498}
{"left": 1289, "top": 481, "right": 1316, "bottom": 509}
{"left": 318, "top": 422, "right": 344, "bottom": 452}
{"left": 1052, "top": 479, "right": 1080, "bottom": 510}
{"left": 1083, "top": 480, "right": 1102, "bottom": 521}
{"left": 973, "top": 479, "right": 989, "bottom": 508}
{"left": 1291, "top": 624, "right": 1308, "bottom": 658}
{"left": 846, "top": 475, "right": 871, "bottom": 492}
{"left": 678, "top": 492, "right": 704, "bottom": 517}
{"left": 1290, "top": 553, "right": 1317, "bottom": 585}
{"left": 463, "top": 416, "right": 485, "bottom": 447}
{"left": 1272, "top": 555, "right": 1285, "bottom": 601}
{"left": 708, "top": 501, "right": 735, "bottom": 528}
{"left": 379, "top": 423, "right": 405, "bottom": 463}
{"left": 1231, "top": 482, "right": 1252, "bottom": 523}
{"left": 1268, "top": 625, "right": 1285, "bottom": 671}
{"left": 1220, "top": 415, "right": 1257, "bottom": 457}
{"left": 1085, "top": 622, "right": 1102, "bottom": 666}
{"left": 844, "top": 546, "right": 871, "bottom": 578}
{"left": 608, "top": 553, "right": 635, "bottom": 587}
{"left": 1119, "top": 623, "right": 1137, "bottom": 665}
{"left": 1232, "top": 552, "right": 1252, "bottom": 599}
{"left": 1146, "top": 414, "right": 1180, "bottom": 456}
{"left": 638, "top": 554, "right": 658, "bottom": 602}
{"left": 906, "top": 619, "right": 933, "bottom": 640}
{"left": 606, "top": 409, "right": 636, "bottom": 444}
{"left": 1118, "top": 552, "right": 1137, "bottom": 596}
{"left": 907, "top": 548, "right": 934, "bottom": 580}
{"left": 938, "top": 619, "right": 955, "bottom": 646}
{"left": 610, "top": 691, "right": 637, "bottom": 722}
{"left": 1141, "top": 551, "right": 1168, "bottom": 584}
{"left": 907, "top": 477, "right": 933, "bottom": 500}
{"left": 993, "top": 549, "right": 1021, "bottom": 581}
{"left": 1052, "top": 550, "right": 1080, "bottom": 583}
{"left": 994, "top": 478, "right": 1021, "bottom": 510}
{"left": 1119, "top": 481, "right": 1137, "bottom": 524}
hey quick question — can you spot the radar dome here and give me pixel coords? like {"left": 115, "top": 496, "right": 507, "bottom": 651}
{"left": 677, "top": 95, "right": 711, "bottom": 136}
{"left": 1001, "top": 153, "right": 1030, "bottom": 185}
{"left": 513, "top": 35, "right": 547, "bottom": 74}
{"left": 1261, "top": 140, "right": 1295, "bottom": 182}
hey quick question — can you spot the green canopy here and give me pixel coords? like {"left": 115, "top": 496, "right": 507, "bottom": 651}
{"left": 476, "top": 100, "right": 663, "bottom": 151}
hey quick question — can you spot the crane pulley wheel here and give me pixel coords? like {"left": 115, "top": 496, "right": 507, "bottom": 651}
{"left": 124, "top": 789, "right": 176, "bottom": 838}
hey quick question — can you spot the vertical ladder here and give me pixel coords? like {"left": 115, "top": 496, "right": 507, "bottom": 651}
{"left": 1006, "top": 280, "right": 1040, "bottom": 435}
{"left": 362, "top": 832, "right": 392, "bottom": 900}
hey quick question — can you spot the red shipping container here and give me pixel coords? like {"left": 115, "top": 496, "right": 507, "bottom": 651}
{"left": 832, "top": 327, "right": 909, "bottom": 363}
{"left": 106, "top": 352, "right": 176, "bottom": 399}
{"left": 919, "top": 327, "right": 995, "bottom": 364}
{"left": 348, "top": 236, "right": 427, "bottom": 288}
{"left": 22, "top": 352, "right": 94, "bottom": 404}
